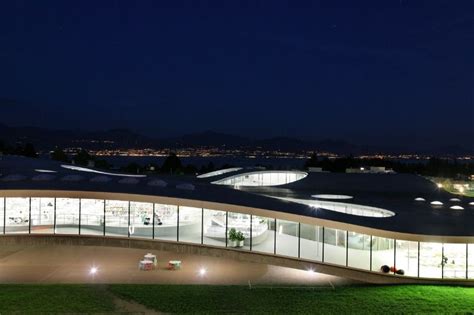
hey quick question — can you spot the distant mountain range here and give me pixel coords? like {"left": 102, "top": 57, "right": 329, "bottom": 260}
{"left": 0, "top": 123, "right": 472, "bottom": 156}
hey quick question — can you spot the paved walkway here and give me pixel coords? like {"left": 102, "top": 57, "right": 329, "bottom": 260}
{"left": 0, "top": 244, "right": 356, "bottom": 286}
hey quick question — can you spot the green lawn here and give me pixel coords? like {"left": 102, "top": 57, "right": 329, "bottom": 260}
{"left": 0, "top": 284, "right": 473, "bottom": 314}
{"left": 109, "top": 284, "right": 474, "bottom": 314}
{"left": 0, "top": 284, "right": 115, "bottom": 314}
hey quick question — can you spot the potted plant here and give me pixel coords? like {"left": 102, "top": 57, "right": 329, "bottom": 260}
{"left": 236, "top": 231, "right": 245, "bottom": 247}
{"left": 228, "top": 228, "right": 238, "bottom": 247}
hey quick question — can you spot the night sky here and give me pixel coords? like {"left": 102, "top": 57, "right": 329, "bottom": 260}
{"left": 0, "top": 1, "right": 473, "bottom": 148}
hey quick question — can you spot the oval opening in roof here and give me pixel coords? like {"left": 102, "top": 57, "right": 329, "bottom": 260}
{"left": 312, "top": 194, "right": 353, "bottom": 200}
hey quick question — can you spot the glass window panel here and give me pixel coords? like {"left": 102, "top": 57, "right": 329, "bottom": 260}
{"left": 203, "top": 209, "right": 226, "bottom": 247}
{"left": 227, "top": 211, "right": 250, "bottom": 250}
{"left": 276, "top": 219, "right": 298, "bottom": 257}
{"left": 105, "top": 200, "right": 128, "bottom": 237}
{"left": 371, "top": 236, "right": 394, "bottom": 272}
{"left": 55, "top": 198, "right": 79, "bottom": 234}
{"left": 31, "top": 197, "right": 54, "bottom": 234}
{"left": 179, "top": 206, "right": 202, "bottom": 244}
{"left": 443, "top": 243, "right": 466, "bottom": 279}
{"left": 5, "top": 197, "right": 29, "bottom": 234}
{"left": 419, "top": 242, "right": 442, "bottom": 278}
{"left": 469, "top": 244, "right": 474, "bottom": 279}
{"left": 348, "top": 232, "right": 371, "bottom": 270}
{"left": 300, "top": 223, "right": 323, "bottom": 262}
{"left": 130, "top": 202, "right": 153, "bottom": 239}
{"left": 0, "top": 197, "right": 4, "bottom": 234}
{"left": 323, "top": 228, "right": 346, "bottom": 266}
{"left": 154, "top": 203, "right": 178, "bottom": 241}
{"left": 80, "top": 199, "right": 104, "bottom": 235}
{"left": 251, "top": 216, "right": 274, "bottom": 254}
{"left": 395, "top": 240, "right": 418, "bottom": 277}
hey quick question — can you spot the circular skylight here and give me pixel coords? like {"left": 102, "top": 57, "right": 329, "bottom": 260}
{"left": 312, "top": 194, "right": 353, "bottom": 200}
{"left": 35, "top": 169, "right": 57, "bottom": 173}
{"left": 450, "top": 205, "right": 464, "bottom": 210}
{"left": 414, "top": 197, "right": 426, "bottom": 202}
{"left": 430, "top": 201, "right": 443, "bottom": 206}
{"left": 449, "top": 198, "right": 461, "bottom": 202}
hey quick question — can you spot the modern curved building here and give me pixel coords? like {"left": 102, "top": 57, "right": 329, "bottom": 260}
{"left": 1, "top": 155, "right": 474, "bottom": 283}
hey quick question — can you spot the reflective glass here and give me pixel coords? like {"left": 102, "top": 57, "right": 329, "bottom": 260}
{"left": 323, "top": 228, "right": 346, "bottom": 265}
{"left": 5, "top": 197, "right": 29, "bottom": 234}
{"left": 80, "top": 199, "right": 104, "bottom": 235}
{"left": 348, "top": 232, "right": 371, "bottom": 270}
{"left": 203, "top": 209, "right": 226, "bottom": 247}
{"left": 154, "top": 203, "right": 178, "bottom": 241}
{"left": 419, "top": 242, "right": 442, "bottom": 278}
{"left": 179, "top": 206, "right": 202, "bottom": 244}
{"left": 395, "top": 240, "right": 418, "bottom": 277}
{"left": 129, "top": 202, "right": 153, "bottom": 239}
{"left": 55, "top": 198, "right": 79, "bottom": 234}
{"left": 276, "top": 219, "right": 298, "bottom": 257}
{"left": 31, "top": 197, "right": 54, "bottom": 234}
{"left": 227, "top": 211, "right": 250, "bottom": 250}
{"left": 443, "top": 243, "right": 466, "bottom": 279}
{"left": 300, "top": 223, "right": 323, "bottom": 261}
{"left": 251, "top": 216, "right": 275, "bottom": 254}
{"left": 371, "top": 236, "right": 394, "bottom": 272}
{"left": 105, "top": 200, "right": 128, "bottom": 237}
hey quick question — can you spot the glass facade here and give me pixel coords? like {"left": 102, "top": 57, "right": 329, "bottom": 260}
{"left": 154, "top": 203, "right": 178, "bottom": 241}
{"left": 31, "top": 197, "right": 54, "bottom": 234}
{"left": 251, "top": 216, "right": 274, "bottom": 254}
{"left": 419, "top": 242, "right": 442, "bottom": 278}
{"left": 0, "top": 195, "right": 473, "bottom": 281}
{"left": 300, "top": 223, "right": 322, "bottom": 261}
{"left": 323, "top": 228, "right": 346, "bottom": 265}
{"left": 395, "top": 240, "right": 418, "bottom": 277}
{"left": 56, "top": 198, "right": 80, "bottom": 234}
{"left": 130, "top": 202, "right": 153, "bottom": 239}
{"left": 348, "top": 232, "right": 371, "bottom": 270}
{"left": 179, "top": 206, "right": 202, "bottom": 244}
{"left": 276, "top": 219, "right": 298, "bottom": 257}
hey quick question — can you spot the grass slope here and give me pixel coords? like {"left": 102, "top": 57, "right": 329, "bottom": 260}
{"left": 109, "top": 284, "right": 474, "bottom": 314}
{"left": 0, "top": 284, "right": 115, "bottom": 314}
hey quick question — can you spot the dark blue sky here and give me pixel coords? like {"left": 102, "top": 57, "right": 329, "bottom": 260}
{"left": 0, "top": 0, "right": 473, "bottom": 148}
